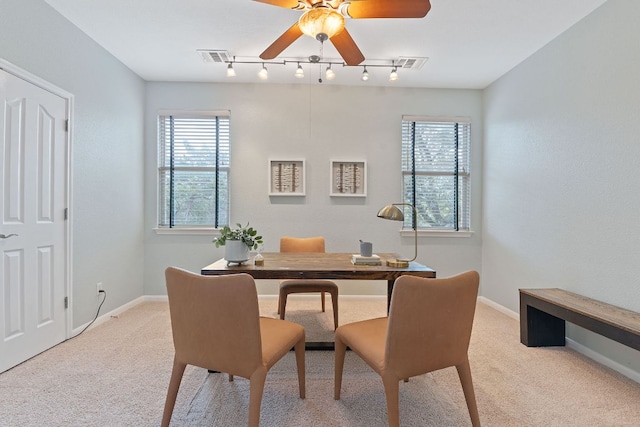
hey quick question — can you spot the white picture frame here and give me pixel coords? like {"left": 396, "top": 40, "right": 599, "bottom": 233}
{"left": 269, "top": 159, "right": 306, "bottom": 196}
{"left": 330, "top": 160, "right": 367, "bottom": 197}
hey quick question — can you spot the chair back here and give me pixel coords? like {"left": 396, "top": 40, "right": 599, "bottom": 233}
{"left": 165, "top": 267, "right": 263, "bottom": 378}
{"left": 385, "top": 271, "right": 479, "bottom": 378}
{"left": 280, "top": 236, "right": 326, "bottom": 253}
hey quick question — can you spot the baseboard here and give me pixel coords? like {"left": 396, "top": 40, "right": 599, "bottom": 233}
{"left": 566, "top": 338, "right": 640, "bottom": 383}
{"left": 477, "top": 296, "right": 519, "bottom": 320}
{"left": 144, "top": 295, "right": 169, "bottom": 302}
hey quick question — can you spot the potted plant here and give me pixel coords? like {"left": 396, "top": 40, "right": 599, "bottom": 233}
{"left": 214, "top": 223, "right": 263, "bottom": 265}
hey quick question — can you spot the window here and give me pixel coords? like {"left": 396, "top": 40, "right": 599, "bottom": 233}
{"left": 401, "top": 116, "right": 470, "bottom": 231}
{"left": 158, "top": 111, "right": 230, "bottom": 228}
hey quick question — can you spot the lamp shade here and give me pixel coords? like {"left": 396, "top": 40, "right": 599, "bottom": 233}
{"left": 299, "top": 7, "right": 345, "bottom": 40}
{"left": 377, "top": 204, "right": 404, "bottom": 221}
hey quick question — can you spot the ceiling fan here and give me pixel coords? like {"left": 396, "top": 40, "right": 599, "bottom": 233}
{"left": 254, "top": 0, "right": 431, "bottom": 66}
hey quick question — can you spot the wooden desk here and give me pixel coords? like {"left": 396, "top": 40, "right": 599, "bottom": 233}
{"left": 201, "top": 252, "right": 436, "bottom": 350}
{"left": 201, "top": 252, "right": 436, "bottom": 308}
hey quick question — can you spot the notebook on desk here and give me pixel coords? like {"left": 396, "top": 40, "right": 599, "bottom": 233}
{"left": 351, "top": 254, "right": 382, "bottom": 265}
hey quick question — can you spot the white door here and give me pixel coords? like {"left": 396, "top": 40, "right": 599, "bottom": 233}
{"left": 0, "top": 68, "right": 69, "bottom": 373}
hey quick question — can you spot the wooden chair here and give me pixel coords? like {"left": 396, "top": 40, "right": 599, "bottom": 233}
{"left": 277, "top": 236, "right": 339, "bottom": 329}
{"left": 162, "top": 267, "right": 305, "bottom": 427}
{"left": 334, "top": 271, "right": 481, "bottom": 427}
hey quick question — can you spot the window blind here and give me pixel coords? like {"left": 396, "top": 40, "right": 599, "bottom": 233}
{"left": 401, "top": 116, "right": 470, "bottom": 231}
{"left": 158, "top": 112, "right": 230, "bottom": 228}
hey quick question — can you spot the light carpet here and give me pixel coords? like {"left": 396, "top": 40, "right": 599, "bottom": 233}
{"left": 1, "top": 296, "right": 639, "bottom": 426}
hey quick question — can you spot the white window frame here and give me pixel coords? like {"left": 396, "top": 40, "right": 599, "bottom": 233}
{"left": 401, "top": 115, "right": 471, "bottom": 234}
{"left": 155, "top": 110, "right": 230, "bottom": 234}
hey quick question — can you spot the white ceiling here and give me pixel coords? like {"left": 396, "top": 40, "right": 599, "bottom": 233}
{"left": 43, "top": 0, "right": 607, "bottom": 89}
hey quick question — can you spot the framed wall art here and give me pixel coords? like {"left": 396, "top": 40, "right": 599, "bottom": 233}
{"left": 269, "top": 159, "right": 305, "bottom": 196}
{"left": 330, "top": 160, "right": 366, "bottom": 197}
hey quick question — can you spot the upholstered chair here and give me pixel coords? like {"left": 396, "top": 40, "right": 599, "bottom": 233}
{"left": 278, "top": 236, "right": 339, "bottom": 329}
{"left": 162, "top": 267, "right": 306, "bottom": 427}
{"left": 334, "top": 271, "right": 481, "bottom": 427}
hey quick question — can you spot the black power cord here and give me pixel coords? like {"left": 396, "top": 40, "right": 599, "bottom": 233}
{"left": 74, "top": 289, "right": 107, "bottom": 337}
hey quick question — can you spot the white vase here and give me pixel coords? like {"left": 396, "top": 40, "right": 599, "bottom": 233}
{"left": 224, "top": 240, "right": 249, "bottom": 265}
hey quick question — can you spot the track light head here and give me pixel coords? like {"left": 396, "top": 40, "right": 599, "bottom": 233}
{"left": 361, "top": 66, "right": 369, "bottom": 82}
{"left": 325, "top": 65, "right": 335, "bottom": 80}
{"left": 226, "top": 63, "right": 236, "bottom": 77}
{"left": 389, "top": 67, "right": 398, "bottom": 82}
{"left": 258, "top": 64, "right": 268, "bottom": 80}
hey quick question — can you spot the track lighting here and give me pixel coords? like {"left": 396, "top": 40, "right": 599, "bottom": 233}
{"left": 200, "top": 48, "right": 415, "bottom": 84}
{"left": 214, "top": 57, "right": 405, "bottom": 84}
{"left": 361, "top": 66, "right": 369, "bottom": 82}
{"left": 226, "top": 63, "right": 236, "bottom": 77}
{"left": 258, "top": 64, "right": 268, "bottom": 80}
{"left": 325, "top": 65, "right": 335, "bottom": 80}
{"left": 389, "top": 67, "right": 398, "bottom": 82}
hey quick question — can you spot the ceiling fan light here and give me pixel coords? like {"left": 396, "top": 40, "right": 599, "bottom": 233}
{"left": 299, "top": 7, "right": 345, "bottom": 41}
{"left": 325, "top": 65, "right": 336, "bottom": 80}
{"left": 258, "top": 64, "right": 268, "bottom": 80}
{"left": 361, "top": 66, "right": 369, "bottom": 82}
{"left": 226, "top": 63, "right": 236, "bottom": 77}
{"left": 295, "top": 63, "right": 304, "bottom": 78}
{"left": 389, "top": 67, "right": 398, "bottom": 82}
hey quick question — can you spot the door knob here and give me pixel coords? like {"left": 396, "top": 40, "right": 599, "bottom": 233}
{"left": 0, "top": 234, "right": 18, "bottom": 239}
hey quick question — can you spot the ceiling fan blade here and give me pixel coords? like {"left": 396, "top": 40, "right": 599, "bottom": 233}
{"left": 260, "top": 22, "right": 304, "bottom": 60}
{"left": 345, "top": 0, "right": 431, "bottom": 19}
{"left": 330, "top": 28, "right": 365, "bottom": 66}
{"left": 252, "top": 0, "right": 301, "bottom": 9}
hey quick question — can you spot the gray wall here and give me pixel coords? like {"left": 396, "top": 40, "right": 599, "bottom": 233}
{"left": 143, "top": 83, "right": 484, "bottom": 295}
{"left": 483, "top": 0, "right": 640, "bottom": 375}
{"left": 0, "top": 0, "right": 145, "bottom": 328}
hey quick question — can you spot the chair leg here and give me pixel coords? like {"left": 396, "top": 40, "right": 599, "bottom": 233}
{"left": 294, "top": 334, "right": 306, "bottom": 399}
{"left": 330, "top": 291, "right": 339, "bottom": 330}
{"left": 456, "top": 359, "right": 481, "bottom": 427}
{"left": 321, "top": 291, "right": 326, "bottom": 312}
{"left": 248, "top": 368, "right": 268, "bottom": 427}
{"left": 277, "top": 293, "right": 281, "bottom": 314}
{"left": 334, "top": 334, "right": 347, "bottom": 400}
{"left": 161, "top": 357, "right": 186, "bottom": 427}
{"left": 382, "top": 375, "right": 401, "bottom": 427}
{"left": 279, "top": 292, "right": 288, "bottom": 320}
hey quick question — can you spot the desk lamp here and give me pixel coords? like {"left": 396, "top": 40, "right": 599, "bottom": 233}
{"left": 377, "top": 203, "right": 418, "bottom": 268}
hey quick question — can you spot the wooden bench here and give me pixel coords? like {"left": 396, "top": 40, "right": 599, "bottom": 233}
{"left": 519, "top": 288, "right": 640, "bottom": 350}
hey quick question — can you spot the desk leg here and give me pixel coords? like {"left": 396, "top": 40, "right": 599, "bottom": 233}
{"left": 387, "top": 280, "right": 394, "bottom": 313}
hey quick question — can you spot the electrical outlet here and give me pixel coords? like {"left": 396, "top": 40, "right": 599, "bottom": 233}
{"left": 96, "top": 282, "right": 103, "bottom": 295}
